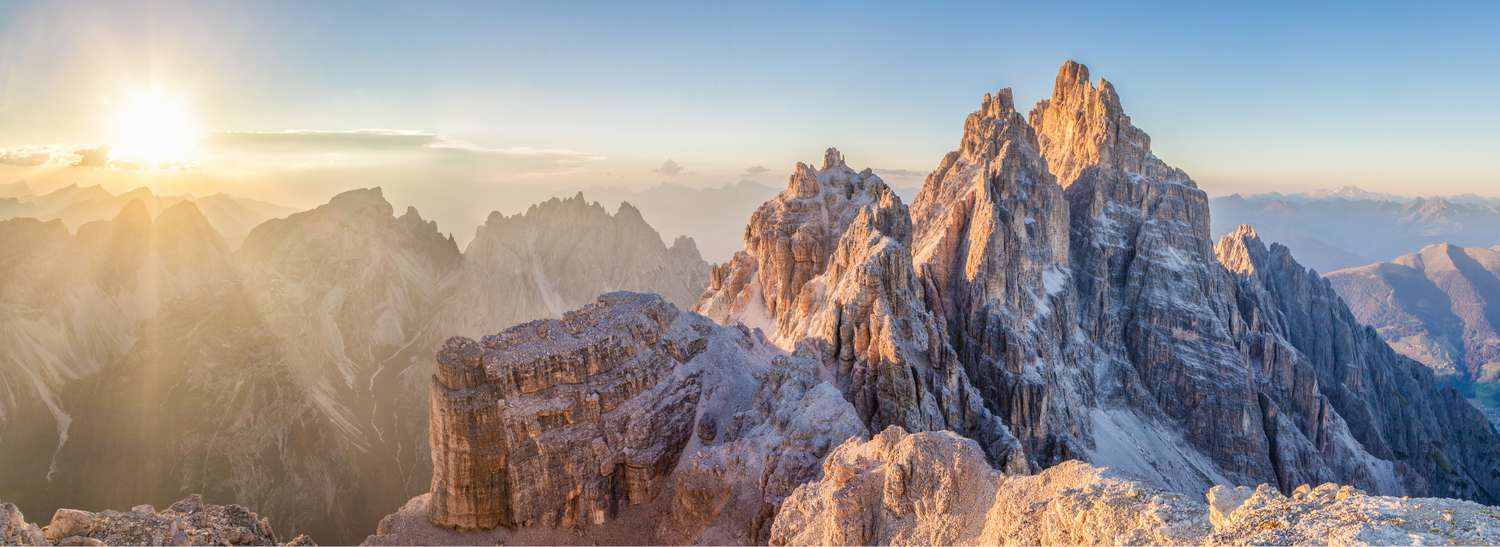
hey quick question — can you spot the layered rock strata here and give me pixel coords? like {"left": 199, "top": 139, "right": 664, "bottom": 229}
{"left": 427, "top": 293, "right": 704, "bottom": 530}
{"left": 769, "top": 428, "right": 1500, "bottom": 546}
{"left": 419, "top": 292, "right": 867, "bottom": 544}
{"left": 400, "top": 60, "right": 1500, "bottom": 545}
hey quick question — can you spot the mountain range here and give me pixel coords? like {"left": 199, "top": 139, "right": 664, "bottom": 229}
{"left": 0, "top": 189, "right": 709, "bottom": 545}
{"left": 4, "top": 61, "right": 1500, "bottom": 547}
{"left": 1210, "top": 194, "right": 1500, "bottom": 274}
{"left": 1327, "top": 243, "right": 1500, "bottom": 424}
{"left": 369, "top": 61, "right": 1500, "bottom": 546}
{"left": 0, "top": 181, "right": 300, "bottom": 249}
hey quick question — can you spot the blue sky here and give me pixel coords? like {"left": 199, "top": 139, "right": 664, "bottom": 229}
{"left": 1, "top": 0, "right": 1498, "bottom": 202}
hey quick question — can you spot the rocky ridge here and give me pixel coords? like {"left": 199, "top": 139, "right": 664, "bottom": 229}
{"left": 0, "top": 494, "right": 312, "bottom": 546}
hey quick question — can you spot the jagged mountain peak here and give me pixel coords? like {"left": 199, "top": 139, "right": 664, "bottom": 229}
{"left": 1029, "top": 60, "right": 1190, "bottom": 189}
{"left": 694, "top": 150, "right": 906, "bottom": 344}
{"left": 1215, "top": 224, "right": 1269, "bottom": 275}
{"left": 113, "top": 197, "right": 151, "bottom": 224}
{"left": 822, "top": 147, "right": 845, "bottom": 170}
{"left": 151, "top": 200, "right": 231, "bottom": 260}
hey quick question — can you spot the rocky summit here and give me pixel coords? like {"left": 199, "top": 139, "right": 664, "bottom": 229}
{"left": 389, "top": 60, "right": 1500, "bottom": 546}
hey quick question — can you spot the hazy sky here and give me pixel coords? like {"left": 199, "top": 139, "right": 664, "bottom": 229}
{"left": 2, "top": 0, "right": 1498, "bottom": 209}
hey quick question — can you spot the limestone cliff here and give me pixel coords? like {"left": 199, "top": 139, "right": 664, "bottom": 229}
{"left": 373, "top": 292, "right": 865, "bottom": 546}
{"left": 695, "top": 149, "right": 1024, "bottom": 469}
{"left": 909, "top": 87, "right": 1090, "bottom": 468}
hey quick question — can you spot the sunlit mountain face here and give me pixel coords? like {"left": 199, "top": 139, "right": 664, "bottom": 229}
{"left": 2, "top": 1, "right": 1500, "bottom": 546}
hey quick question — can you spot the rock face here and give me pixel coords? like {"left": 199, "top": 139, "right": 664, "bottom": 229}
{"left": 0, "top": 494, "right": 309, "bottom": 546}
{"left": 46, "top": 188, "right": 463, "bottom": 545}
{"left": 382, "top": 292, "right": 866, "bottom": 545}
{"left": 770, "top": 429, "right": 1500, "bottom": 546}
{"left": 899, "top": 60, "right": 1500, "bottom": 503}
{"left": 427, "top": 293, "right": 705, "bottom": 531}
{"left": 696, "top": 149, "right": 907, "bottom": 345}
{"left": 0, "top": 199, "right": 235, "bottom": 514}
{"left": 1223, "top": 228, "right": 1500, "bottom": 500}
{"left": 694, "top": 149, "right": 1025, "bottom": 469}
{"left": 908, "top": 87, "right": 1088, "bottom": 468}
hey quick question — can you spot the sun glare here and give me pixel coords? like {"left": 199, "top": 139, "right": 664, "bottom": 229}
{"left": 114, "top": 94, "right": 196, "bottom": 162}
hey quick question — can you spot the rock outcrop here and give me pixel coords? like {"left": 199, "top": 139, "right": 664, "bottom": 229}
{"left": 427, "top": 293, "right": 706, "bottom": 531}
{"left": 695, "top": 149, "right": 907, "bottom": 345}
{"left": 372, "top": 292, "right": 866, "bottom": 545}
{"left": 770, "top": 428, "right": 1500, "bottom": 546}
{"left": 0, "top": 495, "right": 310, "bottom": 546}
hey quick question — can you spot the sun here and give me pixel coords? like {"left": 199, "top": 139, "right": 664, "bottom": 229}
{"left": 113, "top": 94, "right": 196, "bottom": 162}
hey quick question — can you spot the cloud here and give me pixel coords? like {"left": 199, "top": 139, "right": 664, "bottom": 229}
{"left": 0, "top": 145, "right": 65, "bottom": 166}
{"left": 194, "top": 129, "right": 605, "bottom": 177}
{"left": 744, "top": 165, "right": 769, "bottom": 176}
{"left": 651, "top": 159, "right": 683, "bottom": 176}
{"left": 106, "top": 157, "right": 199, "bottom": 170}
{"left": 196, "top": 129, "right": 443, "bottom": 153}
{"left": 63, "top": 144, "right": 196, "bottom": 170}
{"left": 71, "top": 145, "right": 114, "bottom": 168}
{"left": 874, "top": 168, "right": 930, "bottom": 178}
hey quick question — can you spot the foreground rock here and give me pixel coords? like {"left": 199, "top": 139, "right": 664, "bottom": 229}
{"left": 0, "top": 495, "right": 311, "bottom": 546}
{"left": 770, "top": 428, "right": 1500, "bottom": 546}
